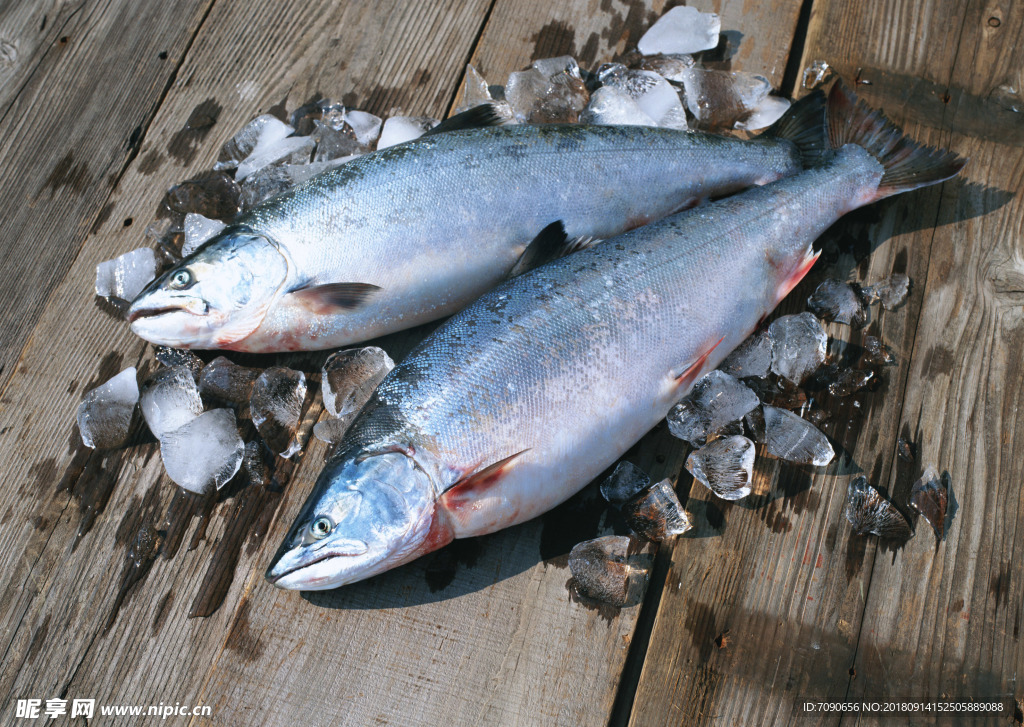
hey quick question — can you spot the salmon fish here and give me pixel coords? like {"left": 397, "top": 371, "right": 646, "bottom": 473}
{"left": 266, "top": 82, "right": 964, "bottom": 590}
{"left": 127, "top": 101, "right": 826, "bottom": 351}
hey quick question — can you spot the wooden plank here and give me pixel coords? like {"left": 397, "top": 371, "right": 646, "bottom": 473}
{"left": 0, "top": 0, "right": 214, "bottom": 395}
{"left": 627, "top": 0, "right": 1015, "bottom": 725}
{"left": 841, "top": 0, "right": 1024, "bottom": 717}
{"left": 0, "top": 0, "right": 493, "bottom": 719}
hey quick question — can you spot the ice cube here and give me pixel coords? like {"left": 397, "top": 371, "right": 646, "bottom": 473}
{"left": 289, "top": 98, "right": 329, "bottom": 136}
{"left": 376, "top": 116, "right": 439, "bottom": 150}
{"left": 161, "top": 171, "right": 240, "bottom": 220}
{"left": 686, "top": 435, "right": 756, "bottom": 500}
{"left": 321, "top": 346, "right": 394, "bottom": 418}
{"left": 215, "top": 115, "right": 294, "bottom": 171}
{"left": 532, "top": 55, "right": 583, "bottom": 80}
{"left": 718, "top": 329, "right": 774, "bottom": 379}
{"left": 250, "top": 367, "right": 306, "bottom": 457}
{"left": 599, "top": 461, "right": 651, "bottom": 505}
{"left": 313, "top": 417, "right": 352, "bottom": 445}
{"left": 769, "top": 312, "right": 827, "bottom": 385}
{"left": 95, "top": 248, "right": 160, "bottom": 303}
{"left": 242, "top": 440, "right": 268, "bottom": 487}
{"left": 312, "top": 119, "right": 360, "bottom": 162}
{"left": 506, "top": 67, "right": 589, "bottom": 124}
{"left": 580, "top": 86, "right": 657, "bottom": 126}
{"left": 455, "top": 64, "right": 493, "bottom": 113}
{"left": 745, "top": 376, "right": 807, "bottom": 411}
{"left": 860, "top": 273, "right": 909, "bottom": 310}
{"left": 568, "top": 535, "right": 649, "bottom": 607}
{"left": 238, "top": 158, "right": 351, "bottom": 209}
{"left": 666, "top": 370, "right": 760, "bottom": 446}
{"left": 635, "top": 53, "right": 696, "bottom": 83}
{"left": 678, "top": 68, "right": 772, "bottom": 130}
{"left": 160, "top": 409, "right": 244, "bottom": 494}
{"left": 601, "top": 69, "right": 687, "bottom": 129}
{"left": 154, "top": 347, "right": 203, "bottom": 380}
{"left": 807, "top": 279, "right": 867, "bottom": 326}
{"left": 757, "top": 405, "right": 834, "bottom": 466}
{"left": 619, "top": 479, "right": 691, "bottom": 540}
{"left": 844, "top": 476, "right": 912, "bottom": 539}
{"left": 637, "top": 6, "right": 721, "bottom": 56}
{"left": 802, "top": 60, "right": 832, "bottom": 90}
{"left": 235, "top": 134, "right": 314, "bottom": 181}
{"left": 896, "top": 437, "right": 914, "bottom": 462}
{"left": 199, "top": 356, "right": 262, "bottom": 405}
{"left": 908, "top": 464, "right": 949, "bottom": 539}
{"left": 77, "top": 367, "right": 139, "bottom": 449}
{"left": 345, "top": 110, "right": 383, "bottom": 147}
{"left": 181, "top": 213, "right": 227, "bottom": 257}
{"left": 139, "top": 365, "right": 203, "bottom": 439}
{"left": 827, "top": 369, "right": 874, "bottom": 398}
{"left": 861, "top": 335, "right": 895, "bottom": 367}
{"left": 735, "top": 96, "right": 790, "bottom": 131}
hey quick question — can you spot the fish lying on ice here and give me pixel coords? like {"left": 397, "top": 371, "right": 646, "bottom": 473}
{"left": 127, "top": 100, "right": 827, "bottom": 351}
{"left": 266, "top": 82, "right": 964, "bottom": 590}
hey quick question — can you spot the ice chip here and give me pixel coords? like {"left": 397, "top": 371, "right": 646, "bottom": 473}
{"left": 807, "top": 279, "right": 867, "bottom": 326}
{"left": 154, "top": 347, "right": 203, "bottom": 380}
{"left": 181, "top": 213, "right": 227, "bottom": 257}
{"left": 718, "top": 329, "right": 774, "bottom": 379}
{"left": 455, "top": 64, "right": 492, "bottom": 114}
{"left": 235, "top": 134, "right": 314, "bottom": 181}
{"left": 827, "top": 369, "right": 874, "bottom": 398}
{"left": 250, "top": 366, "right": 306, "bottom": 457}
{"left": 161, "top": 171, "right": 240, "bottom": 220}
{"left": 238, "top": 158, "right": 351, "bottom": 209}
{"left": 678, "top": 68, "right": 772, "bottom": 130}
{"left": 759, "top": 405, "right": 834, "bottom": 466}
{"left": 139, "top": 365, "right": 203, "bottom": 439}
{"left": 769, "top": 312, "right": 827, "bottom": 385}
{"left": 580, "top": 86, "right": 657, "bottom": 126}
{"left": 666, "top": 370, "right": 760, "bottom": 446}
{"left": 746, "top": 375, "right": 807, "bottom": 411}
{"left": 802, "top": 60, "right": 832, "bottom": 90}
{"left": 531, "top": 55, "right": 582, "bottom": 80}
{"left": 860, "top": 273, "right": 910, "bottom": 310}
{"left": 599, "top": 461, "right": 651, "bottom": 505}
{"left": 568, "top": 535, "right": 649, "bottom": 607}
{"left": 199, "top": 356, "right": 262, "bottom": 405}
{"left": 896, "top": 437, "right": 915, "bottom": 462}
{"left": 312, "top": 119, "right": 360, "bottom": 162}
{"left": 321, "top": 346, "right": 395, "bottom": 418}
{"left": 289, "top": 98, "right": 329, "bottom": 136}
{"left": 77, "top": 367, "right": 139, "bottom": 449}
{"left": 506, "top": 67, "right": 589, "bottom": 124}
{"left": 376, "top": 116, "right": 439, "bottom": 150}
{"left": 844, "top": 476, "right": 912, "bottom": 539}
{"left": 602, "top": 69, "right": 687, "bottom": 129}
{"left": 735, "top": 96, "right": 790, "bottom": 131}
{"left": 637, "top": 6, "right": 721, "bottom": 55}
{"left": 345, "top": 110, "right": 383, "bottom": 147}
{"left": 909, "top": 464, "right": 950, "bottom": 539}
{"left": 160, "top": 409, "right": 244, "bottom": 494}
{"left": 861, "top": 335, "right": 895, "bottom": 367}
{"left": 619, "top": 479, "right": 691, "bottom": 541}
{"left": 95, "top": 248, "right": 159, "bottom": 303}
{"left": 635, "top": 53, "right": 696, "bottom": 83}
{"left": 242, "top": 440, "right": 268, "bottom": 487}
{"left": 686, "top": 435, "right": 756, "bottom": 500}
{"left": 215, "top": 115, "right": 293, "bottom": 171}
{"left": 313, "top": 417, "right": 352, "bottom": 445}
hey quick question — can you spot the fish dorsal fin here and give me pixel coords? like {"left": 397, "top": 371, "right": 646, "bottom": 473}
{"left": 440, "top": 450, "right": 530, "bottom": 509}
{"left": 509, "top": 221, "right": 599, "bottom": 277}
{"left": 287, "top": 282, "right": 380, "bottom": 314}
{"left": 422, "top": 103, "right": 507, "bottom": 137}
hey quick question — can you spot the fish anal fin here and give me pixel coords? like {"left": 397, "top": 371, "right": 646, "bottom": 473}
{"left": 673, "top": 337, "right": 725, "bottom": 392}
{"left": 288, "top": 282, "right": 381, "bottom": 314}
{"left": 440, "top": 450, "right": 530, "bottom": 511}
{"left": 510, "top": 221, "right": 599, "bottom": 277}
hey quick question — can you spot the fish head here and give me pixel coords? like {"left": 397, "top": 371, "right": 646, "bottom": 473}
{"left": 127, "top": 226, "right": 289, "bottom": 348}
{"left": 266, "top": 448, "right": 441, "bottom": 590}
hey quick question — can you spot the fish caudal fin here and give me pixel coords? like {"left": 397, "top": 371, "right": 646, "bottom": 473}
{"left": 827, "top": 80, "right": 967, "bottom": 201}
{"left": 761, "top": 89, "right": 829, "bottom": 169}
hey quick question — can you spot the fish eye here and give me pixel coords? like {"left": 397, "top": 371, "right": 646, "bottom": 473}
{"left": 168, "top": 269, "right": 194, "bottom": 290}
{"left": 309, "top": 516, "right": 334, "bottom": 540}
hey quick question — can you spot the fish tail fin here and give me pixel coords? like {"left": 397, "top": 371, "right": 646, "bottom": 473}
{"left": 826, "top": 79, "right": 966, "bottom": 201}
{"left": 760, "top": 89, "right": 829, "bottom": 169}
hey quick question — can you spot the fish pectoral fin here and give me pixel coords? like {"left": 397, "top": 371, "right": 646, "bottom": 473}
{"left": 423, "top": 103, "right": 508, "bottom": 136}
{"left": 440, "top": 450, "right": 530, "bottom": 509}
{"left": 287, "top": 282, "right": 381, "bottom": 314}
{"left": 509, "top": 221, "right": 600, "bottom": 277}
{"left": 672, "top": 337, "right": 725, "bottom": 392}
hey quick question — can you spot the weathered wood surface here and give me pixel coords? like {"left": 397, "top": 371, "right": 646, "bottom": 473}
{"left": 628, "top": 0, "right": 1024, "bottom": 725}
{"left": 1, "top": 0, "right": 1020, "bottom": 726}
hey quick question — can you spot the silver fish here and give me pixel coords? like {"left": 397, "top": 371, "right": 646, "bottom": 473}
{"left": 127, "top": 102, "right": 826, "bottom": 351}
{"left": 266, "top": 82, "right": 963, "bottom": 590}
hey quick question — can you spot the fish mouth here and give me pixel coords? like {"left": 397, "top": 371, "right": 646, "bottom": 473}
{"left": 265, "top": 551, "right": 337, "bottom": 585}
{"left": 126, "top": 305, "right": 189, "bottom": 323}
{"left": 265, "top": 539, "right": 371, "bottom": 588}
